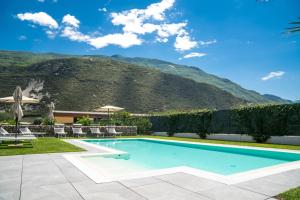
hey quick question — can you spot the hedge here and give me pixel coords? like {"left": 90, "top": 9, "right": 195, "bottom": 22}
{"left": 149, "top": 104, "right": 300, "bottom": 142}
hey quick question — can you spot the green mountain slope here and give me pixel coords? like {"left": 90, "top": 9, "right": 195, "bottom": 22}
{"left": 0, "top": 57, "right": 246, "bottom": 112}
{"left": 110, "top": 55, "right": 273, "bottom": 103}
{"left": 0, "top": 50, "right": 290, "bottom": 106}
{"left": 262, "top": 94, "right": 292, "bottom": 104}
{"left": 0, "top": 50, "right": 70, "bottom": 67}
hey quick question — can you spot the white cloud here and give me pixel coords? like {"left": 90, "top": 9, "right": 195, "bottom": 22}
{"left": 199, "top": 39, "right": 217, "bottom": 46}
{"left": 109, "top": 0, "right": 197, "bottom": 51}
{"left": 17, "top": 12, "right": 58, "bottom": 29}
{"left": 18, "top": 35, "right": 27, "bottom": 40}
{"left": 261, "top": 71, "right": 285, "bottom": 81}
{"left": 61, "top": 26, "right": 142, "bottom": 48}
{"left": 98, "top": 7, "right": 107, "bottom": 12}
{"left": 157, "top": 22, "right": 186, "bottom": 38}
{"left": 174, "top": 33, "right": 197, "bottom": 51}
{"left": 46, "top": 30, "right": 57, "bottom": 39}
{"left": 156, "top": 37, "right": 168, "bottom": 43}
{"left": 144, "top": 0, "right": 175, "bottom": 20}
{"left": 182, "top": 52, "right": 206, "bottom": 59}
{"left": 61, "top": 27, "right": 90, "bottom": 42}
{"left": 37, "top": 0, "right": 45, "bottom": 2}
{"left": 62, "top": 14, "right": 80, "bottom": 28}
{"left": 88, "top": 33, "right": 142, "bottom": 48}
{"left": 17, "top": 0, "right": 202, "bottom": 51}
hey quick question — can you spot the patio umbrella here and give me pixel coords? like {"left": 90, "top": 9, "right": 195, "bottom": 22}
{"left": 0, "top": 95, "right": 39, "bottom": 104}
{"left": 94, "top": 105, "right": 124, "bottom": 126}
{"left": 48, "top": 102, "right": 55, "bottom": 120}
{"left": 11, "top": 86, "right": 24, "bottom": 141}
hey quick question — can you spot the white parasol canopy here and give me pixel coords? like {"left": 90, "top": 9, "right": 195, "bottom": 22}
{"left": 94, "top": 105, "right": 124, "bottom": 112}
{"left": 0, "top": 95, "right": 39, "bottom": 104}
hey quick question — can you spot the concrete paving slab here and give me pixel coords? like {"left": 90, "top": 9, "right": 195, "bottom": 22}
{"left": 198, "top": 185, "right": 269, "bottom": 200}
{"left": 132, "top": 181, "right": 211, "bottom": 200}
{"left": 57, "top": 165, "right": 93, "bottom": 183}
{"left": 73, "top": 181, "right": 146, "bottom": 200}
{"left": 121, "top": 177, "right": 162, "bottom": 188}
{"left": 237, "top": 178, "right": 292, "bottom": 197}
{"left": 22, "top": 172, "right": 68, "bottom": 188}
{"left": 261, "top": 172, "right": 300, "bottom": 188}
{"left": 0, "top": 191, "right": 20, "bottom": 200}
{"left": 21, "top": 183, "right": 83, "bottom": 200}
{"left": 0, "top": 177, "right": 21, "bottom": 200}
{"left": 156, "top": 172, "right": 225, "bottom": 192}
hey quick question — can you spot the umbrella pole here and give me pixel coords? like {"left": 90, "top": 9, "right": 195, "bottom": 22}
{"left": 15, "top": 117, "right": 18, "bottom": 145}
{"left": 108, "top": 109, "right": 110, "bottom": 127}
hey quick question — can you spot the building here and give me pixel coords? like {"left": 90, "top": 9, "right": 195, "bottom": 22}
{"left": 53, "top": 110, "right": 108, "bottom": 124}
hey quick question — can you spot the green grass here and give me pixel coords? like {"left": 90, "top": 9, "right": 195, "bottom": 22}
{"left": 123, "top": 135, "right": 300, "bottom": 151}
{"left": 278, "top": 187, "right": 300, "bottom": 200}
{"left": 0, "top": 137, "right": 85, "bottom": 156}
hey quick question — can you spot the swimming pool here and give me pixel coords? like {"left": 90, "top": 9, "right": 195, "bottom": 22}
{"left": 83, "top": 139, "right": 300, "bottom": 175}
{"left": 64, "top": 138, "right": 300, "bottom": 184}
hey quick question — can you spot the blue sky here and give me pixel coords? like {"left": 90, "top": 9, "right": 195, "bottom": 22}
{"left": 1, "top": 0, "right": 300, "bottom": 100}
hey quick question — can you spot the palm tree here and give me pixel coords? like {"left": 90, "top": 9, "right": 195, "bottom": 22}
{"left": 286, "top": 17, "right": 300, "bottom": 33}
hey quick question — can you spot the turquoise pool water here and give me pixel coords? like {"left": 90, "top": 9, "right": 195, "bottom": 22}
{"left": 84, "top": 139, "right": 300, "bottom": 175}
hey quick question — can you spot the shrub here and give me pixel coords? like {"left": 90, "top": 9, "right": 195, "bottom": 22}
{"left": 0, "top": 119, "right": 15, "bottom": 125}
{"left": 134, "top": 117, "right": 152, "bottom": 134}
{"left": 0, "top": 112, "right": 13, "bottom": 121}
{"left": 149, "top": 104, "right": 300, "bottom": 143}
{"left": 42, "top": 117, "right": 55, "bottom": 125}
{"left": 33, "top": 118, "right": 43, "bottom": 125}
{"left": 105, "top": 112, "right": 153, "bottom": 134}
{"left": 76, "top": 116, "right": 92, "bottom": 126}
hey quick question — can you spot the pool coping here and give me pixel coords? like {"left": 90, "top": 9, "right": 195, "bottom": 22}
{"left": 63, "top": 138, "right": 300, "bottom": 185}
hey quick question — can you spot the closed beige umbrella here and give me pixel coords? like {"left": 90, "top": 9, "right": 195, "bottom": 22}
{"left": 11, "top": 86, "right": 24, "bottom": 142}
{"left": 48, "top": 102, "right": 55, "bottom": 120}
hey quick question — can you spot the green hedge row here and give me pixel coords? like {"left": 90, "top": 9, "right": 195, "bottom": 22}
{"left": 150, "top": 104, "right": 300, "bottom": 142}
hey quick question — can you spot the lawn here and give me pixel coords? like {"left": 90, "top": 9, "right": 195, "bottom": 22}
{"left": 0, "top": 137, "right": 85, "bottom": 156}
{"left": 278, "top": 187, "right": 300, "bottom": 200}
{"left": 124, "top": 135, "right": 300, "bottom": 151}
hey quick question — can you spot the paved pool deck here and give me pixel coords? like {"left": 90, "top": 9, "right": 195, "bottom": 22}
{"left": 1, "top": 140, "right": 300, "bottom": 200}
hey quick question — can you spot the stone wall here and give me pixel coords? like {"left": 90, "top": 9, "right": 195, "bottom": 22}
{"left": 1, "top": 125, "right": 137, "bottom": 136}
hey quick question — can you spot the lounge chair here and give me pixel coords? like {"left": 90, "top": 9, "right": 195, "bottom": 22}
{"left": 89, "top": 127, "right": 105, "bottom": 138}
{"left": 19, "top": 127, "right": 46, "bottom": 137}
{"left": 0, "top": 127, "right": 36, "bottom": 142}
{"left": 72, "top": 127, "right": 86, "bottom": 137}
{"left": 54, "top": 127, "right": 67, "bottom": 138}
{"left": 0, "top": 127, "right": 14, "bottom": 137}
{"left": 106, "top": 127, "right": 122, "bottom": 137}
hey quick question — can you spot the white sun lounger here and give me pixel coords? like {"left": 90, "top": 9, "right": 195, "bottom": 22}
{"left": 0, "top": 127, "right": 36, "bottom": 142}
{"left": 106, "top": 127, "right": 122, "bottom": 137}
{"left": 0, "top": 127, "right": 14, "bottom": 137}
{"left": 54, "top": 127, "right": 67, "bottom": 138}
{"left": 72, "top": 127, "right": 86, "bottom": 137}
{"left": 89, "top": 127, "right": 105, "bottom": 137}
{"left": 19, "top": 127, "right": 46, "bottom": 137}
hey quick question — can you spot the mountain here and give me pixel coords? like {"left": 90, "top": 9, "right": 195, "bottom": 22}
{"left": 262, "top": 94, "right": 292, "bottom": 104}
{"left": 0, "top": 50, "right": 71, "bottom": 67}
{"left": 0, "top": 50, "right": 289, "bottom": 112}
{"left": 110, "top": 55, "right": 273, "bottom": 103}
{"left": 0, "top": 54, "right": 246, "bottom": 112}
